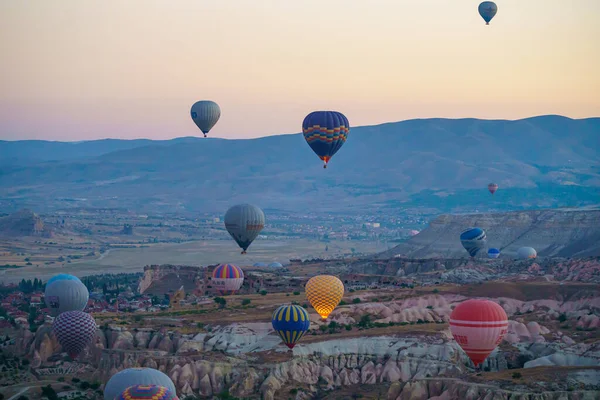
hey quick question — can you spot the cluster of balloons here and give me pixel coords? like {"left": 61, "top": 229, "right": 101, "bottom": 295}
{"left": 44, "top": 274, "right": 96, "bottom": 360}
{"left": 459, "top": 228, "right": 537, "bottom": 260}
{"left": 104, "top": 368, "right": 177, "bottom": 400}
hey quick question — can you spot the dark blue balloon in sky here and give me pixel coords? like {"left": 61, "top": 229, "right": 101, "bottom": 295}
{"left": 302, "top": 111, "right": 349, "bottom": 168}
{"left": 487, "top": 248, "right": 500, "bottom": 259}
{"left": 460, "top": 227, "right": 487, "bottom": 257}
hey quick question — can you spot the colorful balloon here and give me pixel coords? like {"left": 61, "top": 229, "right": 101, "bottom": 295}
{"left": 488, "top": 183, "right": 498, "bottom": 195}
{"left": 190, "top": 100, "right": 221, "bottom": 137}
{"left": 44, "top": 279, "right": 89, "bottom": 317}
{"left": 211, "top": 264, "right": 244, "bottom": 295}
{"left": 104, "top": 368, "right": 177, "bottom": 400}
{"left": 449, "top": 299, "right": 508, "bottom": 366}
{"left": 272, "top": 304, "right": 310, "bottom": 349}
{"left": 460, "top": 228, "right": 487, "bottom": 258}
{"left": 305, "top": 275, "right": 344, "bottom": 319}
{"left": 47, "top": 273, "right": 82, "bottom": 286}
{"left": 117, "top": 385, "right": 178, "bottom": 400}
{"left": 53, "top": 311, "right": 96, "bottom": 359}
{"left": 517, "top": 247, "right": 537, "bottom": 259}
{"left": 478, "top": 1, "right": 498, "bottom": 25}
{"left": 302, "top": 111, "right": 349, "bottom": 168}
{"left": 487, "top": 248, "right": 500, "bottom": 259}
{"left": 224, "top": 204, "right": 265, "bottom": 254}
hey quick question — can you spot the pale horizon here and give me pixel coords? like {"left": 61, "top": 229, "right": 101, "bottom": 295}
{"left": 1, "top": 0, "right": 599, "bottom": 141}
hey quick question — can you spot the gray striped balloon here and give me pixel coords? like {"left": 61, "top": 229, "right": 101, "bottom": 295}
{"left": 224, "top": 204, "right": 265, "bottom": 254}
{"left": 190, "top": 100, "right": 221, "bottom": 137}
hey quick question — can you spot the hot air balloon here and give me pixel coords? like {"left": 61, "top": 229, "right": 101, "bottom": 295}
{"left": 449, "top": 299, "right": 508, "bottom": 366}
{"left": 268, "top": 262, "right": 283, "bottom": 268}
{"left": 190, "top": 100, "right": 221, "bottom": 138}
{"left": 104, "top": 368, "right": 177, "bottom": 400}
{"left": 272, "top": 304, "right": 310, "bottom": 349}
{"left": 47, "top": 273, "right": 82, "bottom": 286}
{"left": 305, "top": 275, "right": 344, "bottom": 319}
{"left": 116, "top": 385, "right": 178, "bottom": 400}
{"left": 253, "top": 262, "right": 268, "bottom": 267}
{"left": 517, "top": 247, "right": 537, "bottom": 259}
{"left": 459, "top": 228, "right": 487, "bottom": 258}
{"left": 487, "top": 248, "right": 500, "bottom": 259}
{"left": 478, "top": 1, "right": 498, "bottom": 25}
{"left": 53, "top": 311, "right": 96, "bottom": 359}
{"left": 488, "top": 183, "right": 498, "bottom": 195}
{"left": 409, "top": 230, "right": 420, "bottom": 236}
{"left": 44, "top": 279, "right": 89, "bottom": 317}
{"left": 211, "top": 264, "right": 244, "bottom": 295}
{"left": 302, "top": 111, "right": 349, "bottom": 168}
{"left": 224, "top": 204, "right": 265, "bottom": 254}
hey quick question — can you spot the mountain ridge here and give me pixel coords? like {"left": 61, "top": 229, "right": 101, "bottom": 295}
{"left": 1, "top": 115, "right": 598, "bottom": 214}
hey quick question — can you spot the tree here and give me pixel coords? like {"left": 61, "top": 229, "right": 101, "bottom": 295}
{"left": 352, "top": 298, "right": 361, "bottom": 304}
{"left": 102, "top": 283, "right": 108, "bottom": 296}
{"left": 214, "top": 297, "right": 227, "bottom": 309}
{"left": 260, "top": 290, "right": 267, "bottom": 296}
{"left": 41, "top": 385, "right": 59, "bottom": 400}
{"left": 241, "top": 299, "right": 251, "bottom": 306}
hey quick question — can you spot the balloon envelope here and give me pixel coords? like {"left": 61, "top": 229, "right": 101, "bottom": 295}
{"left": 302, "top": 111, "right": 349, "bottom": 168}
{"left": 47, "top": 274, "right": 82, "bottom": 286}
{"left": 487, "top": 248, "right": 500, "bottom": 259}
{"left": 272, "top": 304, "right": 310, "bottom": 349}
{"left": 488, "top": 183, "right": 498, "bottom": 195}
{"left": 449, "top": 299, "right": 508, "bottom": 366}
{"left": 211, "top": 264, "right": 244, "bottom": 295}
{"left": 517, "top": 247, "right": 537, "bottom": 259}
{"left": 117, "top": 385, "right": 178, "bottom": 400}
{"left": 409, "top": 230, "right": 420, "bottom": 236}
{"left": 253, "top": 262, "right": 268, "bottom": 267}
{"left": 53, "top": 311, "right": 96, "bottom": 359}
{"left": 459, "top": 228, "right": 487, "bottom": 258}
{"left": 268, "top": 262, "right": 283, "bottom": 268}
{"left": 305, "top": 275, "right": 344, "bottom": 319}
{"left": 190, "top": 100, "right": 221, "bottom": 137}
{"left": 44, "top": 279, "right": 89, "bottom": 317}
{"left": 478, "top": 1, "right": 498, "bottom": 25}
{"left": 104, "top": 368, "right": 176, "bottom": 400}
{"left": 224, "top": 204, "right": 265, "bottom": 253}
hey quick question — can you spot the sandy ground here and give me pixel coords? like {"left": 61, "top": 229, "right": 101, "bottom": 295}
{"left": 0, "top": 238, "right": 387, "bottom": 284}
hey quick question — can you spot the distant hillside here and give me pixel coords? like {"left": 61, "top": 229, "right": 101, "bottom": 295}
{"left": 0, "top": 115, "right": 598, "bottom": 214}
{"left": 0, "top": 209, "right": 50, "bottom": 237}
{"left": 379, "top": 208, "right": 600, "bottom": 259}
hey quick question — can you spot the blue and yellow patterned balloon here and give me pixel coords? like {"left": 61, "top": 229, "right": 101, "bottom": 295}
{"left": 302, "top": 111, "right": 349, "bottom": 168}
{"left": 117, "top": 385, "right": 178, "bottom": 400}
{"left": 272, "top": 304, "right": 310, "bottom": 349}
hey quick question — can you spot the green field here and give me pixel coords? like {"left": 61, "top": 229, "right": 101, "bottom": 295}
{"left": 0, "top": 238, "right": 388, "bottom": 284}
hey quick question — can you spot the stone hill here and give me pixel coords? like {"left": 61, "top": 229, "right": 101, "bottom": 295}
{"left": 0, "top": 208, "right": 50, "bottom": 237}
{"left": 379, "top": 208, "right": 600, "bottom": 259}
{"left": 138, "top": 265, "right": 207, "bottom": 296}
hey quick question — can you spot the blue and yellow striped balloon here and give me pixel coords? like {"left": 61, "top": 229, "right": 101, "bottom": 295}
{"left": 302, "top": 111, "right": 349, "bottom": 168}
{"left": 272, "top": 304, "right": 310, "bottom": 349}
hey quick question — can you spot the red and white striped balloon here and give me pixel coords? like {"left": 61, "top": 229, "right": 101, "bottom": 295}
{"left": 449, "top": 299, "right": 508, "bottom": 366}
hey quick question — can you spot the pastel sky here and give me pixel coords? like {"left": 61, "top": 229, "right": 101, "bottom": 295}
{"left": 1, "top": 0, "right": 599, "bottom": 140}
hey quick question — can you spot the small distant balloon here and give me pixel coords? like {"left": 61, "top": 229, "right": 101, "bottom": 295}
{"left": 302, "top": 111, "right": 349, "bottom": 168}
{"left": 488, "top": 183, "right": 498, "bottom": 195}
{"left": 190, "top": 100, "right": 221, "bottom": 138}
{"left": 459, "top": 228, "right": 487, "bottom": 258}
{"left": 409, "top": 230, "right": 420, "bottom": 236}
{"left": 517, "top": 247, "right": 537, "bottom": 259}
{"left": 487, "top": 248, "right": 500, "bottom": 259}
{"left": 272, "top": 304, "right": 310, "bottom": 349}
{"left": 478, "top": 1, "right": 498, "bottom": 25}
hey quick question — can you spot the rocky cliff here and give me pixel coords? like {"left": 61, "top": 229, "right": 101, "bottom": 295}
{"left": 381, "top": 209, "right": 600, "bottom": 259}
{"left": 138, "top": 264, "right": 207, "bottom": 296}
{"left": 0, "top": 208, "right": 49, "bottom": 237}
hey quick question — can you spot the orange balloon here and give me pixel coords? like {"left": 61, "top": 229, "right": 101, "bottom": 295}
{"left": 305, "top": 275, "right": 344, "bottom": 319}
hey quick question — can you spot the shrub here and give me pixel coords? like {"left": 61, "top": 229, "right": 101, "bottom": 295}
{"left": 345, "top": 324, "right": 352, "bottom": 331}
{"left": 352, "top": 298, "right": 361, "bottom": 304}
{"left": 432, "top": 289, "right": 439, "bottom": 294}
{"left": 260, "top": 290, "right": 267, "bottom": 296}
{"left": 242, "top": 299, "right": 251, "bottom": 306}
{"left": 339, "top": 300, "right": 347, "bottom": 306}
{"left": 293, "top": 291, "right": 300, "bottom": 295}
{"left": 512, "top": 372, "right": 522, "bottom": 379}
{"left": 558, "top": 313, "right": 567, "bottom": 323}
{"left": 426, "top": 306, "right": 433, "bottom": 309}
